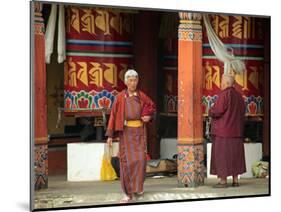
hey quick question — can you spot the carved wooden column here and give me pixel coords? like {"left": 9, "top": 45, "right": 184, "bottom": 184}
{"left": 177, "top": 12, "right": 205, "bottom": 187}
{"left": 33, "top": 2, "right": 48, "bottom": 190}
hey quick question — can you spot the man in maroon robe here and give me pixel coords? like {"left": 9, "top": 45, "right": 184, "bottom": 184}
{"left": 209, "top": 74, "right": 246, "bottom": 188}
{"left": 106, "top": 69, "right": 156, "bottom": 203}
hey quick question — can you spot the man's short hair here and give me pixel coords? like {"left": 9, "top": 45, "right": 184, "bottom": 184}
{"left": 125, "top": 69, "right": 138, "bottom": 83}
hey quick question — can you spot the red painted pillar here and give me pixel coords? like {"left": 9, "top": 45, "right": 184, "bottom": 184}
{"left": 177, "top": 12, "right": 205, "bottom": 187}
{"left": 33, "top": 2, "right": 48, "bottom": 190}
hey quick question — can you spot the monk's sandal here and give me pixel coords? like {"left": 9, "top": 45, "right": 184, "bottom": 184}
{"left": 212, "top": 183, "right": 228, "bottom": 188}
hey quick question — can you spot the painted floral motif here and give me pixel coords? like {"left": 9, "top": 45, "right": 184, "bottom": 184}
{"left": 98, "top": 97, "right": 111, "bottom": 108}
{"left": 93, "top": 90, "right": 115, "bottom": 109}
{"left": 202, "top": 95, "right": 218, "bottom": 114}
{"left": 76, "top": 91, "right": 92, "bottom": 109}
{"left": 248, "top": 101, "right": 257, "bottom": 115}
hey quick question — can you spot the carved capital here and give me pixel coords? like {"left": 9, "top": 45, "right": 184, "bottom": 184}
{"left": 178, "top": 12, "right": 202, "bottom": 41}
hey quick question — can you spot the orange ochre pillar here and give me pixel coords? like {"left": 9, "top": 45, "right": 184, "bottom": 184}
{"left": 34, "top": 2, "right": 48, "bottom": 190}
{"left": 177, "top": 12, "right": 205, "bottom": 187}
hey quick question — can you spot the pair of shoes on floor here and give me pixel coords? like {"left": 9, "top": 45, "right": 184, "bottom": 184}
{"left": 212, "top": 182, "right": 228, "bottom": 188}
{"left": 232, "top": 182, "right": 240, "bottom": 187}
{"left": 119, "top": 196, "right": 133, "bottom": 203}
{"left": 213, "top": 182, "right": 240, "bottom": 188}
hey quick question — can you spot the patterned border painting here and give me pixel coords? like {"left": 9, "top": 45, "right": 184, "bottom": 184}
{"left": 177, "top": 144, "right": 205, "bottom": 187}
{"left": 35, "top": 145, "right": 48, "bottom": 190}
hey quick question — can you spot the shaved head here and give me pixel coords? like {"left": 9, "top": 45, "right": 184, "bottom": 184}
{"left": 221, "top": 74, "right": 235, "bottom": 90}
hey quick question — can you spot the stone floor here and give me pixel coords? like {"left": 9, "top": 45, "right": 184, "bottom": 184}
{"left": 34, "top": 175, "right": 269, "bottom": 210}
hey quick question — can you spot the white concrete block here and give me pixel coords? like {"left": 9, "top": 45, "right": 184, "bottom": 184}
{"left": 206, "top": 143, "right": 216, "bottom": 179}
{"left": 241, "top": 143, "right": 263, "bottom": 178}
{"left": 67, "top": 142, "right": 119, "bottom": 182}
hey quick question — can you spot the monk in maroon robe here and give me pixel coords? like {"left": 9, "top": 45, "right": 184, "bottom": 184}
{"left": 209, "top": 74, "right": 246, "bottom": 188}
{"left": 106, "top": 69, "right": 156, "bottom": 203}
